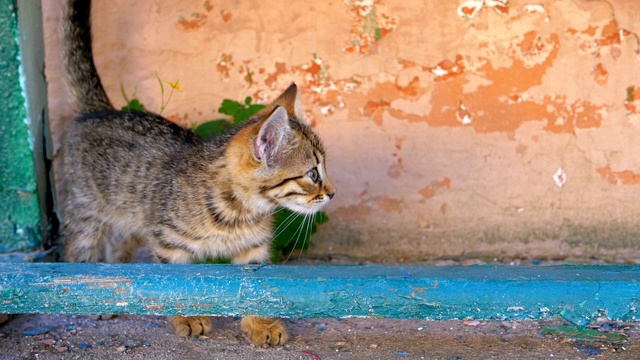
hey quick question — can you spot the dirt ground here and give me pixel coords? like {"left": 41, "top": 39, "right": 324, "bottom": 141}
{"left": 0, "top": 314, "right": 636, "bottom": 360}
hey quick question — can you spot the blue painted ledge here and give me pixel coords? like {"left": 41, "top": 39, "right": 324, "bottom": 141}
{"left": 0, "top": 263, "right": 637, "bottom": 325}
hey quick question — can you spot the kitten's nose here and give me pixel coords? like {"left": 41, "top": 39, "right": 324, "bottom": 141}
{"left": 327, "top": 191, "right": 335, "bottom": 199}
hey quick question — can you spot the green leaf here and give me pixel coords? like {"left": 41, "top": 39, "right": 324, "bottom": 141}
{"left": 193, "top": 119, "right": 233, "bottom": 138}
{"left": 541, "top": 326, "right": 627, "bottom": 343}
{"left": 121, "top": 98, "right": 146, "bottom": 112}
{"left": 315, "top": 211, "right": 330, "bottom": 224}
{"left": 218, "top": 99, "right": 242, "bottom": 117}
{"left": 271, "top": 209, "right": 329, "bottom": 262}
{"left": 217, "top": 98, "right": 266, "bottom": 126}
{"left": 233, "top": 104, "right": 265, "bottom": 125}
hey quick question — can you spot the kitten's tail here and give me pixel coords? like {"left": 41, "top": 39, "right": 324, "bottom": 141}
{"left": 61, "top": 0, "right": 113, "bottom": 113}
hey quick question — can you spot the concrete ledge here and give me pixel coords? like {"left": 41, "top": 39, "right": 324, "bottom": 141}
{"left": 0, "top": 263, "right": 637, "bottom": 325}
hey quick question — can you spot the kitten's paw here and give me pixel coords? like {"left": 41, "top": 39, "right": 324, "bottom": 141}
{"left": 240, "top": 316, "right": 288, "bottom": 348}
{"left": 170, "top": 315, "right": 211, "bottom": 337}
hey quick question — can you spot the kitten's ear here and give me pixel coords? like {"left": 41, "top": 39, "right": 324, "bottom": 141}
{"left": 271, "top": 83, "right": 304, "bottom": 120}
{"left": 253, "top": 106, "right": 291, "bottom": 165}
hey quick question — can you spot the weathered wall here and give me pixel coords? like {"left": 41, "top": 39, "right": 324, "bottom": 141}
{"left": 44, "top": 0, "right": 640, "bottom": 262}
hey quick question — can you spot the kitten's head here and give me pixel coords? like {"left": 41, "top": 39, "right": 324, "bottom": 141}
{"left": 239, "top": 83, "right": 335, "bottom": 215}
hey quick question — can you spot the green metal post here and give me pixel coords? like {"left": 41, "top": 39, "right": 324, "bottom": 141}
{"left": 0, "top": 0, "right": 51, "bottom": 254}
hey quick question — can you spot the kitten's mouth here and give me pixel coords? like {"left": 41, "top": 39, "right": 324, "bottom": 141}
{"left": 284, "top": 201, "right": 329, "bottom": 215}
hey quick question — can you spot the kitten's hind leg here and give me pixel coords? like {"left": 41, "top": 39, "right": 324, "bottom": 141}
{"left": 233, "top": 244, "right": 289, "bottom": 347}
{"left": 62, "top": 214, "right": 118, "bottom": 320}
{"left": 62, "top": 215, "right": 111, "bottom": 263}
{"left": 105, "top": 232, "right": 145, "bottom": 263}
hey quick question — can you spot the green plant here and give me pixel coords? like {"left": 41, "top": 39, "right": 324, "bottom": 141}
{"left": 192, "top": 96, "right": 265, "bottom": 137}
{"left": 156, "top": 73, "right": 180, "bottom": 114}
{"left": 120, "top": 85, "right": 146, "bottom": 112}
{"left": 120, "top": 73, "right": 179, "bottom": 114}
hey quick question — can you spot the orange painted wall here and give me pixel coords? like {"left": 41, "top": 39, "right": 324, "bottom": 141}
{"left": 44, "top": 0, "right": 640, "bottom": 262}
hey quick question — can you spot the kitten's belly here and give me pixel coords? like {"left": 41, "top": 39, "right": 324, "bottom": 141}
{"left": 99, "top": 200, "right": 273, "bottom": 261}
{"left": 170, "top": 220, "right": 273, "bottom": 261}
{"left": 203, "top": 231, "right": 270, "bottom": 259}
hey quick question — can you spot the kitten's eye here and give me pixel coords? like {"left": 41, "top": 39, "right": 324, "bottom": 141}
{"left": 307, "top": 168, "right": 319, "bottom": 183}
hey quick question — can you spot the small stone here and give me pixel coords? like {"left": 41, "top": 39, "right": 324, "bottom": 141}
{"left": 464, "top": 320, "right": 480, "bottom": 326}
{"left": 124, "top": 339, "right": 143, "bottom": 348}
{"left": 116, "top": 345, "right": 126, "bottom": 353}
{"left": 41, "top": 339, "right": 56, "bottom": 346}
{"left": 56, "top": 346, "right": 68, "bottom": 353}
{"left": 23, "top": 326, "right": 55, "bottom": 336}
{"left": 369, "top": 343, "right": 379, "bottom": 348}
{"left": 335, "top": 341, "right": 347, "bottom": 346}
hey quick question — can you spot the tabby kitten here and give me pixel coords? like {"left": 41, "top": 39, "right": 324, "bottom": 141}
{"left": 61, "top": 0, "right": 335, "bottom": 347}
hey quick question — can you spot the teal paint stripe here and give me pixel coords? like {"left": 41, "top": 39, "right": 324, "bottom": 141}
{"left": 0, "top": 263, "right": 637, "bottom": 325}
{"left": 0, "top": 0, "right": 41, "bottom": 252}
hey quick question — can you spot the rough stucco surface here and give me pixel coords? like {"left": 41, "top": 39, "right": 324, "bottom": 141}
{"left": 44, "top": 0, "right": 640, "bottom": 262}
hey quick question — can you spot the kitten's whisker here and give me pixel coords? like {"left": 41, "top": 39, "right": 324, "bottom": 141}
{"left": 284, "top": 213, "right": 308, "bottom": 264}
{"left": 273, "top": 210, "right": 299, "bottom": 233}
{"left": 281, "top": 213, "right": 311, "bottom": 249}
{"left": 301, "top": 213, "right": 313, "bottom": 260}
{"left": 272, "top": 212, "right": 295, "bottom": 238}
{"left": 272, "top": 211, "right": 300, "bottom": 240}
{"left": 298, "top": 212, "right": 314, "bottom": 261}
{"left": 282, "top": 214, "right": 304, "bottom": 253}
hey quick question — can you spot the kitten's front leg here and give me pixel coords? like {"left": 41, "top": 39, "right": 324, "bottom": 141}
{"left": 153, "top": 246, "right": 213, "bottom": 337}
{"left": 233, "top": 244, "right": 289, "bottom": 347}
{"left": 240, "top": 316, "right": 288, "bottom": 348}
{"left": 170, "top": 315, "right": 211, "bottom": 337}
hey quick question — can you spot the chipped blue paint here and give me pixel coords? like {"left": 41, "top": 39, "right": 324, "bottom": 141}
{"left": 0, "top": 263, "right": 637, "bottom": 324}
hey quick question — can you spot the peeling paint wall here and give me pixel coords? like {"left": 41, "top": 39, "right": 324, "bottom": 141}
{"left": 44, "top": 0, "right": 640, "bottom": 262}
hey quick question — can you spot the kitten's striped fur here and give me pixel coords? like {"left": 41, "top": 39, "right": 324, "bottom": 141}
{"left": 60, "top": 0, "right": 335, "bottom": 347}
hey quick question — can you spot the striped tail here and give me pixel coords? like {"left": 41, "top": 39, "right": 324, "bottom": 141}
{"left": 61, "top": 0, "right": 113, "bottom": 113}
